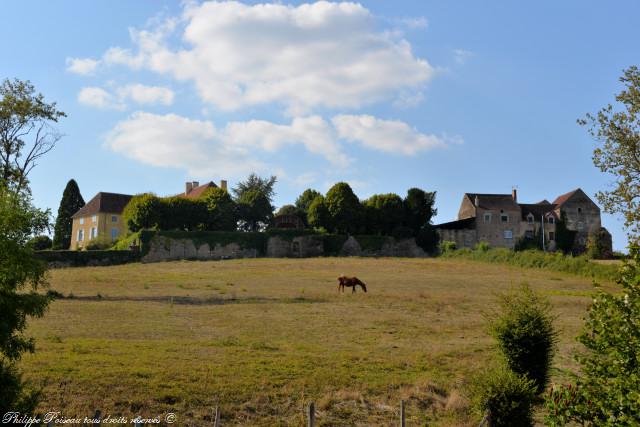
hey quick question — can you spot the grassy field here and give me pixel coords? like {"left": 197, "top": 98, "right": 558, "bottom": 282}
{"left": 20, "top": 257, "right": 615, "bottom": 426}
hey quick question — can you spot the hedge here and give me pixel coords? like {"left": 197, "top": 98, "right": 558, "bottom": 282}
{"left": 35, "top": 250, "right": 141, "bottom": 267}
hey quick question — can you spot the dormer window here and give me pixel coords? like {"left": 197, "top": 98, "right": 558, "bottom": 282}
{"left": 548, "top": 216, "right": 555, "bottom": 224}
{"left": 527, "top": 213, "right": 534, "bottom": 224}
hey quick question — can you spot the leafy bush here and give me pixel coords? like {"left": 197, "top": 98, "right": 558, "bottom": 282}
{"left": 470, "top": 365, "right": 537, "bottom": 427}
{"left": 307, "top": 195, "right": 331, "bottom": 231}
{"left": 28, "top": 235, "right": 52, "bottom": 251}
{"left": 0, "top": 360, "right": 39, "bottom": 414}
{"left": 122, "top": 193, "right": 163, "bottom": 232}
{"left": 440, "top": 247, "right": 619, "bottom": 282}
{"left": 545, "top": 248, "right": 640, "bottom": 426}
{"left": 84, "top": 235, "right": 114, "bottom": 251}
{"left": 475, "top": 241, "right": 490, "bottom": 252}
{"left": 488, "top": 284, "right": 558, "bottom": 393}
{"left": 439, "top": 240, "right": 457, "bottom": 253}
{"left": 416, "top": 225, "right": 439, "bottom": 254}
{"left": 586, "top": 227, "right": 613, "bottom": 259}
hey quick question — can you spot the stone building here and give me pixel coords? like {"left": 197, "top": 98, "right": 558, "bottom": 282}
{"left": 435, "top": 188, "right": 610, "bottom": 252}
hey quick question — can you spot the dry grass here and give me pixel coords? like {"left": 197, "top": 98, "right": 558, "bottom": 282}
{"left": 19, "top": 257, "right": 613, "bottom": 426}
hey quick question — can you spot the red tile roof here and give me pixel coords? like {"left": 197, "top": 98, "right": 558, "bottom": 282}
{"left": 182, "top": 181, "right": 218, "bottom": 198}
{"left": 552, "top": 189, "right": 580, "bottom": 206}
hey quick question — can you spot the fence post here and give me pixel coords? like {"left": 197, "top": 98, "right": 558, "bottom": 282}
{"left": 400, "top": 400, "right": 405, "bottom": 427}
{"left": 307, "top": 401, "right": 315, "bottom": 427}
{"left": 214, "top": 406, "right": 220, "bottom": 427}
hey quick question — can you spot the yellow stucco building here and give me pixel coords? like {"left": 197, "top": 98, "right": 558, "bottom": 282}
{"left": 70, "top": 192, "right": 132, "bottom": 250}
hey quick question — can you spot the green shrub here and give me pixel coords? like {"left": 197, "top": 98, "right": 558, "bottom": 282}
{"left": 475, "top": 241, "right": 490, "bottom": 252}
{"left": 440, "top": 247, "right": 619, "bottom": 282}
{"left": 28, "top": 235, "right": 52, "bottom": 251}
{"left": 85, "top": 235, "right": 114, "bottom": 251}
{"left": 440, "top": 240, "right": 457, "bottom": 253}
{"left": 122, "top": 193, "right": 163, "bottom": 232}
{"left": 545, "top": 248, "right": 640, "bottom": 426}
{"left": 488, "top": 284, "right": 557, "bottom": 393}
{"left": 470, "top": 365, "right": 537, "bottom": 427}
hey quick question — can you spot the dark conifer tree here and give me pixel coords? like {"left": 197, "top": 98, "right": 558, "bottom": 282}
{"left": 52, "top": 179, "right": 84, "bottom": 249}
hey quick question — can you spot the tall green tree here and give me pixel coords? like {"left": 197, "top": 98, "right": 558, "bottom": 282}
{"left": 403, "top": 188, "right": 437, "bottom": 232}
{"left": 578, "top": 66, "right": 640, "bottom": 243}
{"left": 233, "top": 174, "right": 277, "bottom": 232}
{"left": 122, "top": 193, "right": 163, "bottom": 232}
{"left": 0, "top": 79, "right": 66, "bottom": 194}
{"left": 0, "top": 188, "right": 50, "bottom": 412}
{"left": 52, "top": 179, "right": 84, "bottom": 249}
{"left": 295, "top": 188, "right": 321, "bottom": 225}
{"left": 202, "top": 187, "right": 237, "bottom": 231}
{"left": 325, "top": 182, "right": 361, "bottom": 234}
{"left": 307, "top": 195, "right": 331, "bottom": 231}
{"left": 363, "top": 193, "right": 405, "bottom": 235}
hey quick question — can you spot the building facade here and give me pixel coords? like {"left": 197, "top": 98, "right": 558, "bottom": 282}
{"left": 70, "top": 192, "right": 133, "bottom": 250}
{"left": 435, "top": 188, "right": 608, "bottom": 252}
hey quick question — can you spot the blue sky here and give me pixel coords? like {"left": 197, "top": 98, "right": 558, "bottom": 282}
{"left": 1, "top": 1, "right": 638, "bottom": 250}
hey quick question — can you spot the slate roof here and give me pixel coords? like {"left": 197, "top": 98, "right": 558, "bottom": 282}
{"left": 465, "top": 193, "right": 519, "bottom": 210}
{"left": 434, "top": 217, "right": 476, "bottom": 230}
{"left": 519, "top": 203, "right": 558, "bottom": 220}
{"left": 72, "top": 192, "right": 133, "bottom": 219}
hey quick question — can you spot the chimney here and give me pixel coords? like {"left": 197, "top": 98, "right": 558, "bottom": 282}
{"left": 220, "top": 180, "right": 228, "bottom": 191}
{"left": 512, "top": 188, "right": 517, "bottom": 202}
{"left": 192, "top": 181, "right": 199, "bottom": 189}
{"left": 475, "top": 195, "right": 480, "bottom": 207}
{"left": 185, "top": 182, "right": 193, "bottom": 195}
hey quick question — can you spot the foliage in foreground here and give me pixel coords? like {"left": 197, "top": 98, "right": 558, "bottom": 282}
{"left": 470, "top": 365, "right": 537, "bottom": 427}
{"left": 0, "top": 189, "right": 51, "bottom": 411}
{"left": 545, "top": 248, "right": 640, "bottom": 426}
{"left": 441, "top": 247, "right": 619, "bottom": 282}
{"left": 488, "top": 284, "right": 557, "bottom": 393}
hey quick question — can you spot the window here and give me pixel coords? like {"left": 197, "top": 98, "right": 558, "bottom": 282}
{"left": 111, "top": 215, "right": 118, "bottom": 223}
{"left": 79, "top": 218, "right": 84, "bottom": 225}
{"left": 577, "top": 221, "right": 584, "bottom": 231}
{"left": 503, "top": 230, "right": 513, "bottom": 239}
{"left": 90, "top": 227, "right": 97, "bottom": 240}
{"left": 92, "top": 215, "right": 97, "bottom": 223}
{"left": 548, "top": 216, "right": 555, "bottom": 224}
{"left": 527, "top": 214, "right": 534, "bottom": 224}
{"left": 111, "top": 228, "right": 119, "bottom": 240}
{"left": 501, "top": 214, "right": 509, "bottom": 223}
{"left": 525, "top": 230, "right": 534, "bottom": 239}
{"left": 577, "top": 207, "right": 582, "bottom": 213}
{"left": 483, "top": 213, "right": 492, "bottom": 223}
{"left": 548, "top": 232, "right": 555, "bottom": 241}
{"left": 77, "top": 229, "right": 84, "bottom": 241}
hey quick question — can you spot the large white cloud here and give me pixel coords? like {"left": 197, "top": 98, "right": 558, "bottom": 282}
{"left": 77, "top": 87, "right": 125, "bottom": 110}
{"left": 332, "top": 114, "right": 447, "bottom": 155}
{"left": 105, "top": 112, "right": 452, "bottom": 178}
{"left": 86, "top": 1, "right": 433, "bottom": 114}
{"left": 66, "top": 57, "right": 99, "bottom": 75}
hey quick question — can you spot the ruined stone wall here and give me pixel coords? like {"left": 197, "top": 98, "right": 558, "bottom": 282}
{"left": 437, "top": 228, "right": 477, "bottom": 249}
{"left": 141, "top": 234, "right": 426, "bottom": 263}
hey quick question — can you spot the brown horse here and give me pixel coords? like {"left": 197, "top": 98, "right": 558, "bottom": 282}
{"left": 338, "top": 276, "right": 367, "bottom": 293}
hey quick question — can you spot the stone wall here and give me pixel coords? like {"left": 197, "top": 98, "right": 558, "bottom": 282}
{"left": 141, "top": 234, "right": 426, "bottom": 263}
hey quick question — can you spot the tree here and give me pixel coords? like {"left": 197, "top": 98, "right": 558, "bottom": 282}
{"left": 295, "top": 188, "right": 322, "bottom": 225}
{"left": 307, "top": 195, "right": 331, "bottom": 231}
{"left": 403, "top": 188, "right": 437, "bottom": 232}
{"left": 28, "top": 235, "right": 52, "bottom": 251}
{"left": 578, "top": 66, "right": 640, "bottom": 243}
{"left": 122, "top": 193, "right": 163, "bottom": 232}
{"left": 236, "top": 189, "right": 273, "bottom": 232}
{"left": 0, "top": 79, "right": 66, "bottom": 194}
{"left": 488, "top": 284, "right": 558, "bottom": 394}
{"left": 0, "top": 188, "right": 50, "bottom": 412}
{"left": 52, "top": 179, "right": 84, "bottom": 249}
{"left": 202, "top": 187, "right": 237, "bottom": 231}
{"left": 275, "top": 204, "right": 298, "bottom": 216}
{"left": 232, "top": 174, "right": 277, "bottom": 232}
{"left": 363, "top": 193, "right": 404, "bottom": 235}
{"left": 545, "top": 248, "right": 640, "bottom": 426}
{"left": 325, "top": 182, "right": 361, "bottom": 234}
